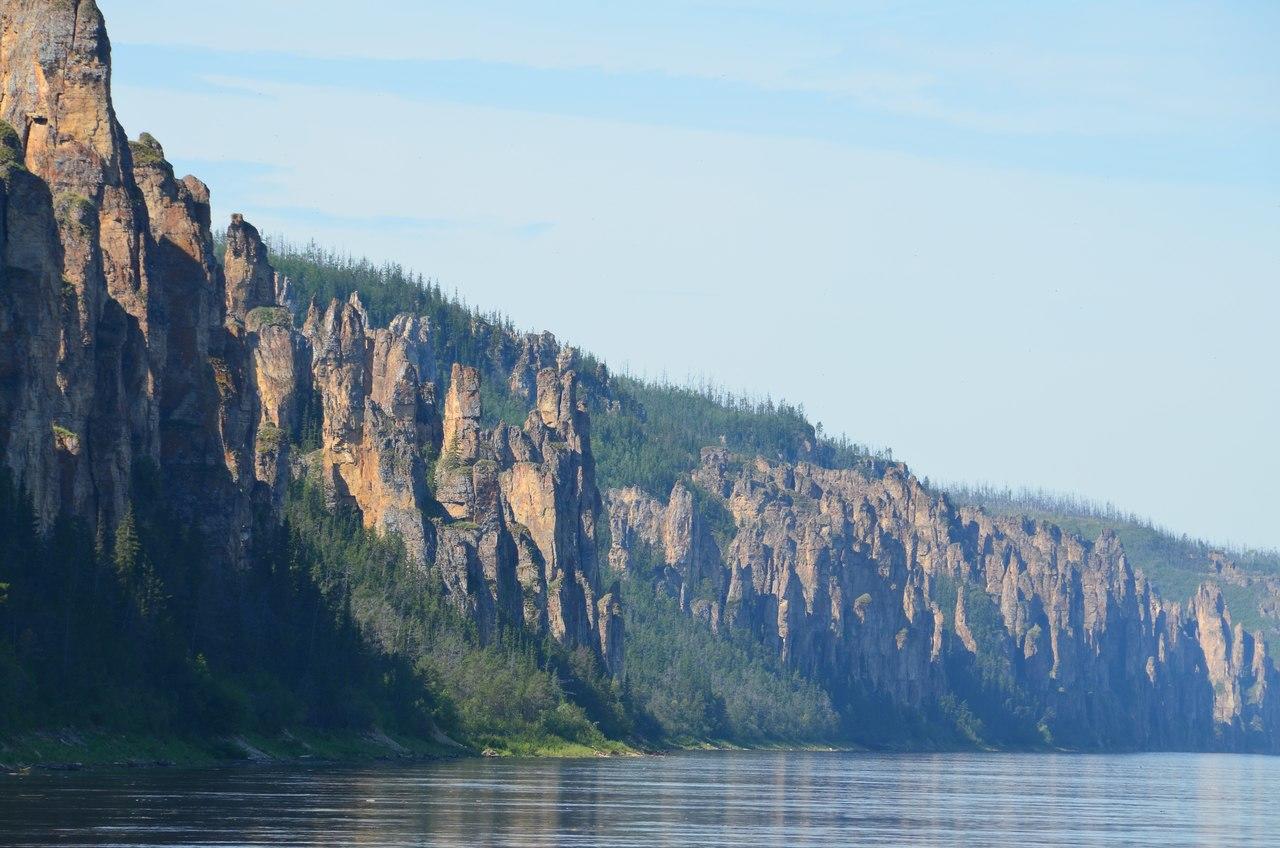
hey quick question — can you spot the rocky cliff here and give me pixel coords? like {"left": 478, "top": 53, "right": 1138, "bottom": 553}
{"left": 1, "top": 0, "right": 258, "bottom": 574}
{"left": 2, "top": 0, "right": 154, "bottom": 533}
{"left": 297, "top": 293, "right": 622, "bottom": 669}
{"left": 0, "top": 0, "right": 620, "bottom": 672}
{"left": 606, "top": 449, "right": 1279, "bottom": 750}
{"left": 0, "top": 0, "right": 1272, "bottom": 751}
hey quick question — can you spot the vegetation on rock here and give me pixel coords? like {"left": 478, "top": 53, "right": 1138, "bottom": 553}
{"left": 127, "top": 132, "right": 166, "bottom": 167}
{"left": 246, "top": 306, "right": 293, "bottom": 332}
{"left": 0, "top": 120, "right": 23, "bottom": 168}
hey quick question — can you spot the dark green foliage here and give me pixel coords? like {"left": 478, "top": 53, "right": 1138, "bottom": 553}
{"left": 280, "top": 481, "right": 629, "bottom": 750}
{"left": 4, "top": 233, "right": 1218, "bottom": 756}
{"left": 296, "top": 388, "right": 324, "bottom": 454}
{"left": 947, "top": 483, "right": 1280, "bottom": 580}
{"left": 267, "top": 240, "right": 886, "bottom": 497}
{"left": 0, "top": 120, "right": 23, "bottom": 169}
{"left": 0, "top": 466, "right": 435, "bottom": 738}
{"left": 479, "top": 376, "right": 528, "bottom": 429}
{"left": 112, "top": 504, "right": 164, "bottom": 623}
{"left": 0, "top": 458, "right": 625, "bottom": 750}
{"left": 611, "top": 544, "right": 838, "bottom": 744}
{"left": 257, "top": 240, "right": 900, "bottom": 749}
{"left": 592, "top": 377, "right": 887, "bottom": 499}
{"left": 271, "top": 241, "right": 516, "bottom": 349}
{"left": 926, "top": 572, "right": 1047, "bottom": 748}
{"left": 246, "top": 306, "right": 292, "bottom": 331}
{"left": 686, "top": 482, "right": 736, "bottom": 548}
{"left": 127, "top": 133, "right": 166, "bottom": 167}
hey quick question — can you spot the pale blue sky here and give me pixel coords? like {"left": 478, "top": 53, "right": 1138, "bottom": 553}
{"left": 100, "top": 1, "right": 1279, "bottom": 549}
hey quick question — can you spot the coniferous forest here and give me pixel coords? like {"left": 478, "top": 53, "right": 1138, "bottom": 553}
{"left": 2, "top": 0, "right": 1278, "bottom": 767}
{"left": 7, "top": 240, "right": 1277, "bottom": 760}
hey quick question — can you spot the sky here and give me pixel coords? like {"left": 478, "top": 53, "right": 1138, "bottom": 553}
{"left": 99, "top": 1, "right": 1279, "bottom": 549}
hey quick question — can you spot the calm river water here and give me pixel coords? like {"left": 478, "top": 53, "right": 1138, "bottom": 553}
{"left": 2, "top": 751, "right": 1277, "bottom": 847}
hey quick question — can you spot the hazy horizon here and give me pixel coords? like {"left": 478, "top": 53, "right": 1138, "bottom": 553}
{"left": 102, "top": 1, "right": 1279, "bottom": 549}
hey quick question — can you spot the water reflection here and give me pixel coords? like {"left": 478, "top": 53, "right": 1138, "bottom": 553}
{"left": 1, "top": 751, "right": 1276, "bottom": 847}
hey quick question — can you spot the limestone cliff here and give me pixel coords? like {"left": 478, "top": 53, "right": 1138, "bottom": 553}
{"left": 305, "top": 293, "right": 434, "bottom": 567}
{"left": 0, "top": 0, "right": 1270, "bottom": 750}
{"left": 0, "top": 0, "right": 261, "bottom": 571}
{"left": 224, "top": 214, "right": 275, "bottom": 322}
{"left": 606, "top": 449, "right": 1279, "bottom": 750}
{"left": 1, "top": 0, "right": 157, "bottom": 529}
{"left": 297, "top": 310, "right": 621, "bottom": 670}
{"left": 131, "top": 132, "right": 255, "bottom": 568}
{"left": 0, "top": 0, "right": 624, "bottom": 669}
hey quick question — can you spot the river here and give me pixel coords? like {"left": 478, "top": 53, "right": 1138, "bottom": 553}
{"left": 2, "top": 750, "right": 1277, "bottom": 846}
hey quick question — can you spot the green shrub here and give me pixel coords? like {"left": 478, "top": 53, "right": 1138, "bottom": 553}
{"left": 0, "top": 121, "right": 22, "bottom": 169}
{"left": 246, "top": 306, "right": 292, "bottom": 332}
{"left": 255, "top": 424, "right": 283, "bottom": 453}
{"left": 128, "top": 132, "right": 166, "bottom": 167}
{"left": 54, "top": 192, "right": 95, "bottom": 235}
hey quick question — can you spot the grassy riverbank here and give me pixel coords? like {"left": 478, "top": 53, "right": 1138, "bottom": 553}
{"left": 0, "top": 728, "right": 636, "bottom": 772}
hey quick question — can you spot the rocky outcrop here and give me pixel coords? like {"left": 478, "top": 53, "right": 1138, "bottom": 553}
{"left": 304, "top": 294, "right": 436, "bottom": 570}
{"left": 429, "top": 362, "right": 617, "bottom": 665}
{"left": 509, "top": 331, "right": 559, "bottom": 400}
{"left": 0, "top": 117, "right": 62, "bottom": 523}
{"left": 607, "top": 449, "right": 1280, "bottom": 750}
{"left": 1, "top": 0, "right": 158, "bottom": 529}
{"left": 1, "top": 0, "right": 628, "bottom": 674}
{"left": 224, "top": 213, "right": 275, "bottom": 322}
{"left": 432, "top": 364, "right": 522, "bottom": 633}
{"left": 597, "top": 583, "right": 625, "bottom": 676}
{"left": 249, "top": 316, "right": 306, "bottom": 504}
{"left": 132, "top": 132, "right": 255, "bottom": 567}
{"left": 298, "top": 311, "right": 621, "bottom": 671}
{"left": 607, "top": 482, "right": 722, "bottom": 606}
{"left": 500, "top": 366, "right": 607, "bottom": 652}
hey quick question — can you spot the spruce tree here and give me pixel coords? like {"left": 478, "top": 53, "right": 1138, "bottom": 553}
{"left": 114, "top": 504, "right": 163, "bottom": 623}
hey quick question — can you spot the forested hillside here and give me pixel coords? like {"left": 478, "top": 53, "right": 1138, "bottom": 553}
{"left": 268, "top": 241, "right": 889, "bottom": 495}
{"left": 2, "top": 0, "right": 1277, "bottom": 767}
{"left": 268, "top": 242, "right": 1280, "bottom": 752}
{"left": 267, "top": 243, "right": 872, "bottom": 747}
{"left": 945, "top": 484, "right": 1280, "bottom": 652}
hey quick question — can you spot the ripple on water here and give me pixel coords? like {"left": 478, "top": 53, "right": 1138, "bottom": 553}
{"left": 2, "top": 751, "right": 1277, "bottom": 848}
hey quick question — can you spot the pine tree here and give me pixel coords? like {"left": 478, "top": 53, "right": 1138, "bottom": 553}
{"left": 113, "top": 503, "right": 163, "bottom": 623}
{"left": 113, "top": 504, "right": 141, "bottom": 585}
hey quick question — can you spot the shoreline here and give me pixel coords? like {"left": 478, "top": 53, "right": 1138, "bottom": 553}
{"left": 1, "top": 728, "right": 857, "bottom": 773}
{"left": 0, "top": 728, "right": 466, "bottom": 774}
{"left": 10, "top": 729, "right": 1266, "bottom": 774}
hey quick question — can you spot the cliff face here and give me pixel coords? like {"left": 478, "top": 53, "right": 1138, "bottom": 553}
{"left": 1, "top": 0, "right": 155, "bottom": 530}
{"left": 295, "top": 298, "right": 620, "bottom": 669}
{"left": 0, "top": 0, "right": 1272, "bottom": 751}
{"left": 0, "top": 0, "right": 621, "bottom": 673}
{"left": 0, "top": 0, "right": 259, "bottom": 572}
{"left": 606, "top": 449, "right": 1279, "bottom": 750}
